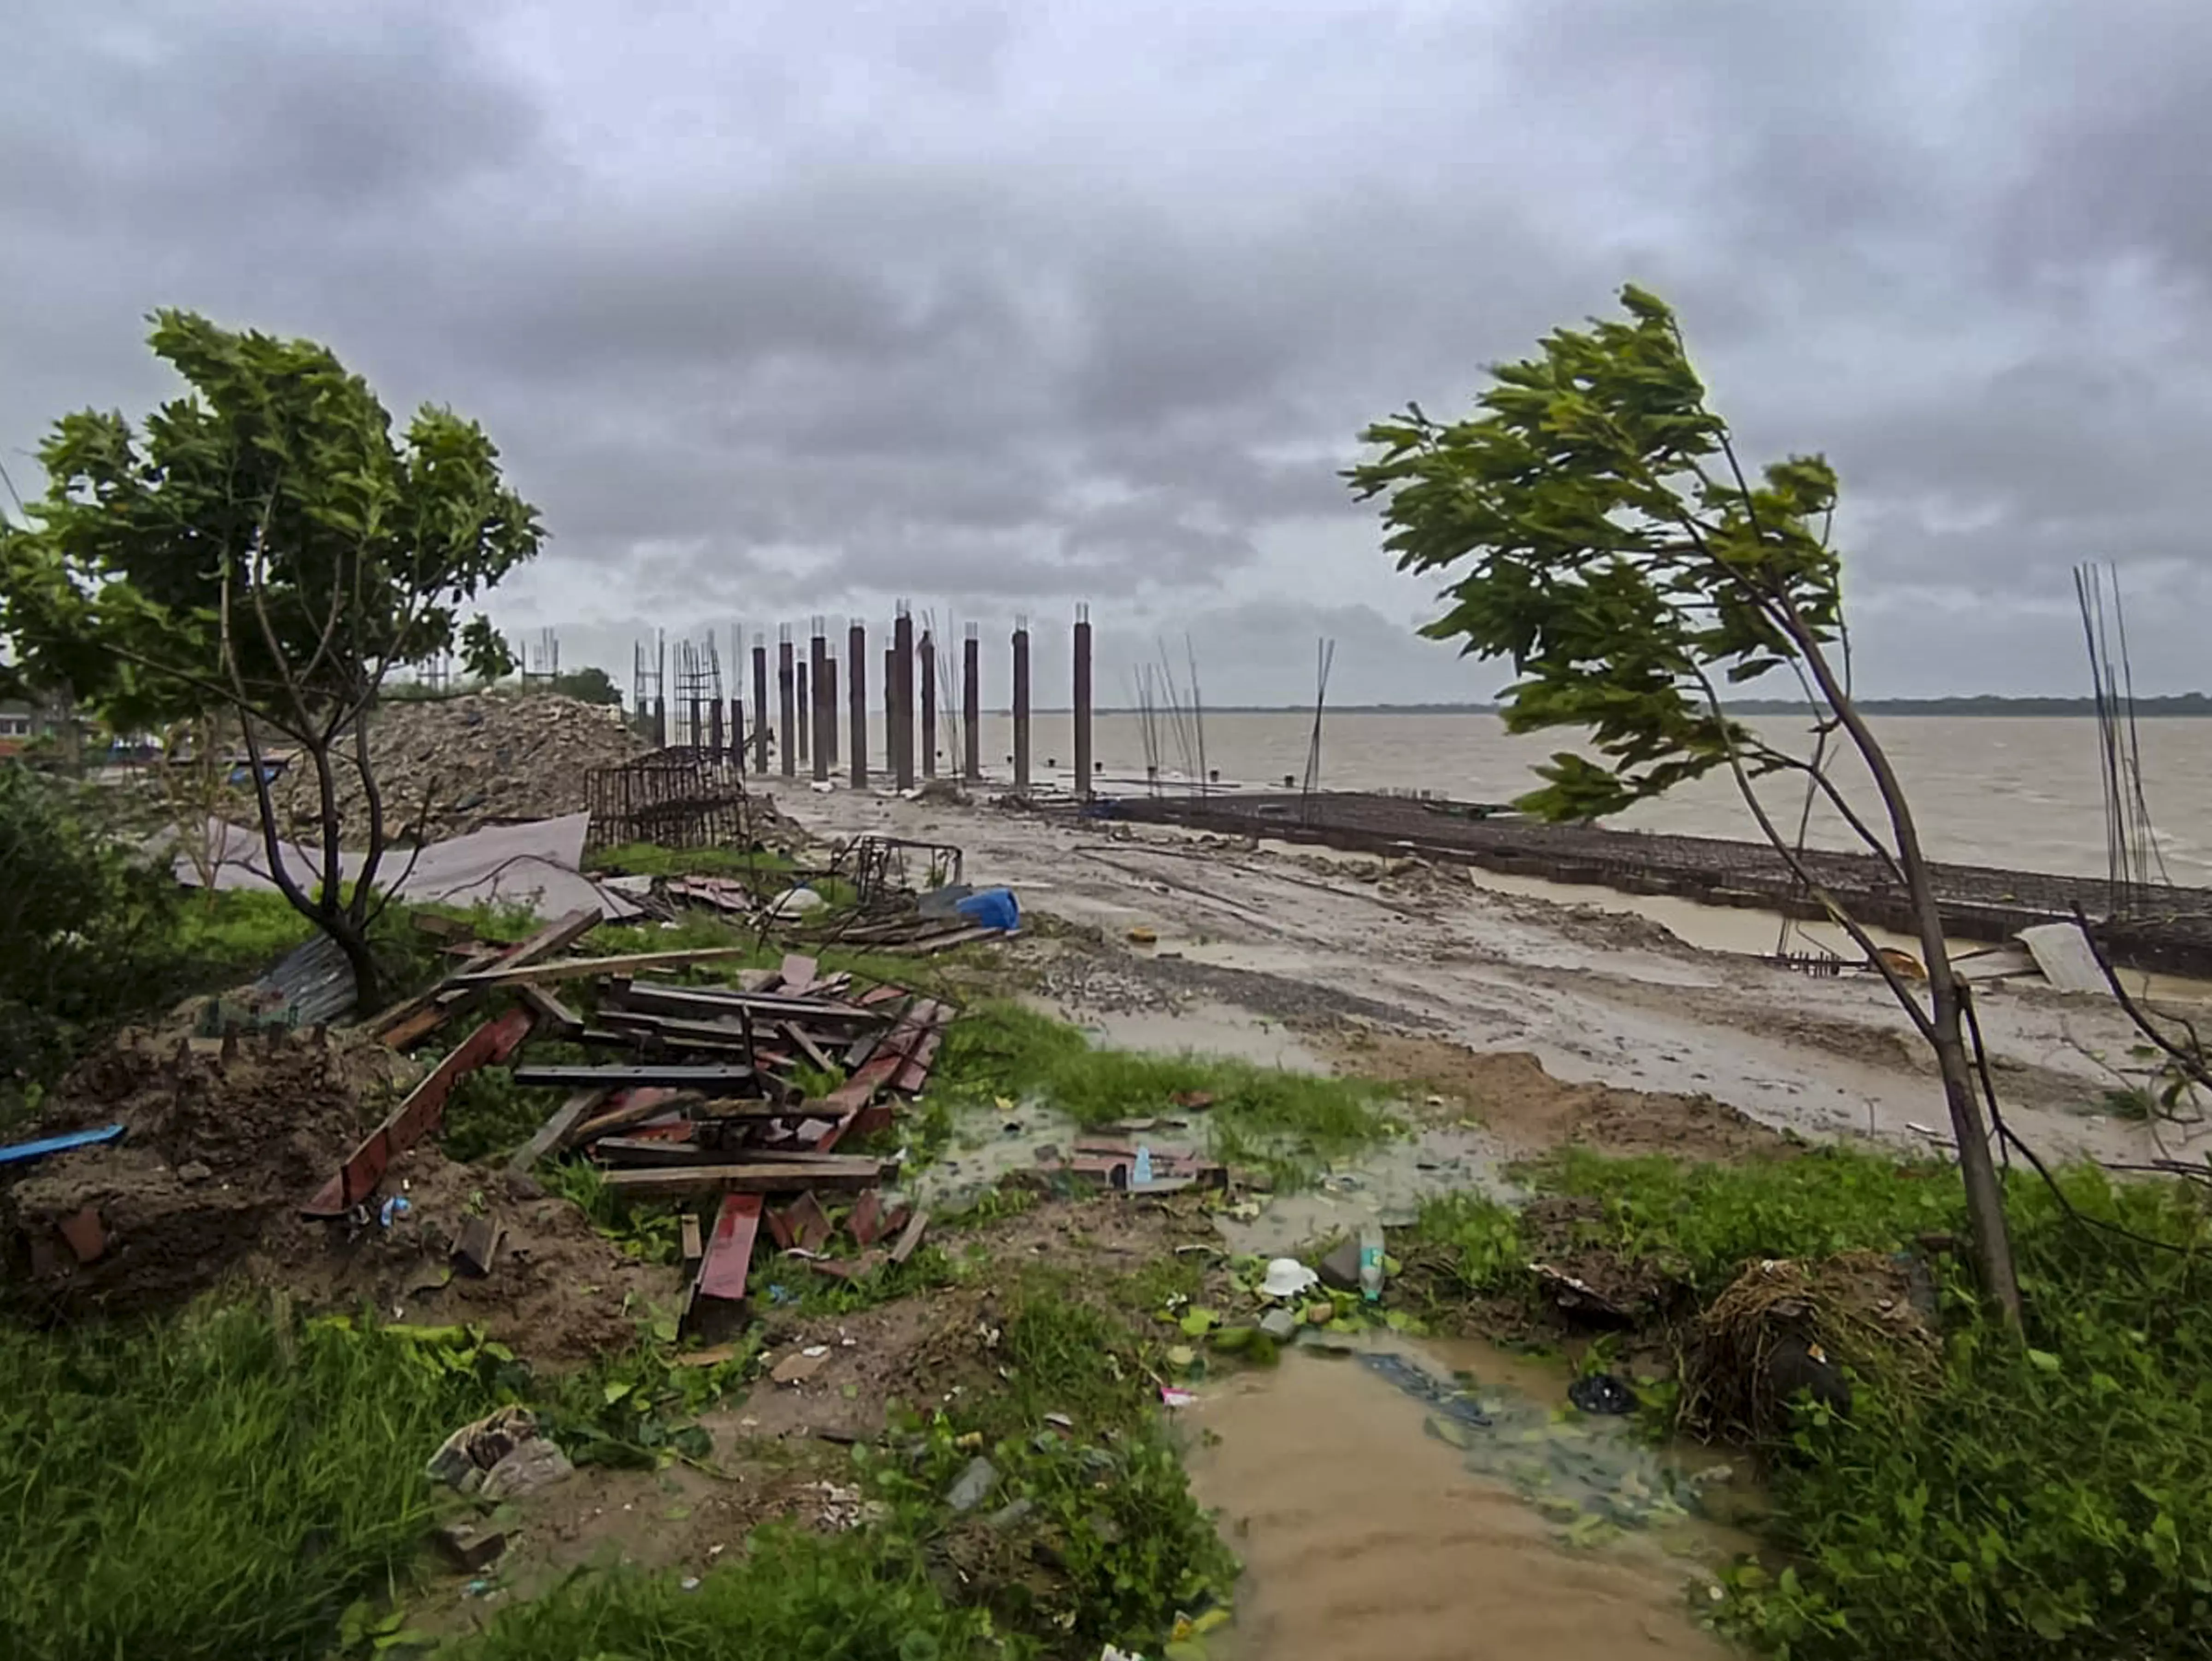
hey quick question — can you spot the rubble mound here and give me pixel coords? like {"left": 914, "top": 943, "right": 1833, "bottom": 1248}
{"left": 3, "top": 1027, "right": 402, "bottom": 1313}
{"left": 3, "top": 1028, "right": 673, "bottom": 1356}
{"left": 276, "top": 692, "right": 649, "bottom": 843}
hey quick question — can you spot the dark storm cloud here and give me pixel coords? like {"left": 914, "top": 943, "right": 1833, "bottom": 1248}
{"left": 7, "top": 0, "right": 2212, "bottom": 701}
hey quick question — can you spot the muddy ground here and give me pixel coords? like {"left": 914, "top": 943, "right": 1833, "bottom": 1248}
{"left": 793, "top": 789, "right": 2192, "bottom": 1168}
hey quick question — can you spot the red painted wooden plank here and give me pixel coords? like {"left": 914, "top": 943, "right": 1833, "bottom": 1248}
{"left": 302, "top": 1008, "right": 533, "bottom": 1216}
{"left": 697, "top": 1194, "right": 763, "bottom": 1301}
{"left": 851, "top": 1188, "right": 884, "bottom": 1245}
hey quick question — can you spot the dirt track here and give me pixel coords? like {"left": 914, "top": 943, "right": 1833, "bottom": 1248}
{"left": 791, "top": 791, "right": 2196, "bottom": 1169}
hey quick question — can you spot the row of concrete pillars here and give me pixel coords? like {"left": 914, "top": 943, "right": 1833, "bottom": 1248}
{"left": 655, "top": 613, "right": 1093, "bottom": 797}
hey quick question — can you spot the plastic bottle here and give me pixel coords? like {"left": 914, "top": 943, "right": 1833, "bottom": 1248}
{"left": 1359, "top": 1220, "right": 1386, "bottom": 1302}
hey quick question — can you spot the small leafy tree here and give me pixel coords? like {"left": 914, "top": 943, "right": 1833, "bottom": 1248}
{"left": 547, "top": 665, "right": 623, "bottom": 706}
{"left": 0, "top": 312, "right": 541, "bottom": 1007}
{"left": 1348, "top": 285, "right": 2021, "bottom": 1322}
{"left": 0, "top": 768, "right": 183, "bottom": 1111}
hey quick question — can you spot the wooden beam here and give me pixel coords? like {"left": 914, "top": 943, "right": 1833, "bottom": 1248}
{"left": 601, "top": 1158, "right": 889, "bottom": 1200}
{"left": 695, "top": 1194, "right": 763, "bottom": 1302}
{"left": 512, "top": 1062, "right": 759, "bottom": 1090}
{"left": 504, "top": 1088, "right": 607, "bottom": 1175}
{"left": 516, "top": 983, "right": 585, "bottom": 1036}
{"left": 452, "top": 945, "right": 757, "bottom": 988}
{"left": 303, "top": 1009, "right": 534, "bottom": 1216}
{"left": 889, "top": 1208, "right": 930, "bottom": 1264}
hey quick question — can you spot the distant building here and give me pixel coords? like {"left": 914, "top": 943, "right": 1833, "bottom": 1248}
{"left": 0, "top": 696, "right": 77, "bottom": 761}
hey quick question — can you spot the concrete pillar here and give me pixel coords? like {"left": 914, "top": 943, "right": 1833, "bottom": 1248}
{"left": 892, "top": 609, "right": 916, "bottom": 791}
{"left": 882, "top": 644, "right": 895, "bottom": 777}
{"left": 751, "top": 642, "right": 770, "bottom": 772}
{"left": 731, "top": 698, "right": 745, "bottom": 770}
{"left": 777, "top": 631, "right": 796, "bottom": 779}
{"left": 1072, "top": 604, "right": 1093, "bottom": 801}
{"left": 919, "top": 630, "right": 937, "bottom": 779}
{"left": 848, "top": 622, "right": 869, "bottom": 789}
{"left": 1012, "top": 620, "right": 1031, "bottom": 791}
{"left": 688, "top": 697, "right": 702, "bottom": 752}
{"left": 809, "top": 624, "right": 830, "bottom": 784}
{"left": 795, "top": 663, "right": 810, "bottom": 763}
{"left": 962, "top": 624, "right": 981, "bottom": 781}
{"left": 709, "top": 699, "right": 724, "bottom": 760}
{"left": 652, "top": 698, "right": 666, "bottom": 748}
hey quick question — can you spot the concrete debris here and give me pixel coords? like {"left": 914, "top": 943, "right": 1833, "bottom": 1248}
{"left": 436, "top": 1521, "right": 510, "bottom": 1572}
{"left": 276, "top": 692, "right": 647, "bottom": 843}
{"left": 479, "top": 1435, "right": 577, "bottom": 1502}
{"left": 946, "top": 1455, "right": 1000, "bottom": 1512}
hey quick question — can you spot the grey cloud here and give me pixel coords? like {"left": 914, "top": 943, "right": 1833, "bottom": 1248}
{"left": 7, "top": 0, "right": 2212, "bottom": 707}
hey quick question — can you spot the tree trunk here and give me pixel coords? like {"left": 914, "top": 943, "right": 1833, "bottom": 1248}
{"left": 329, "top": 914, "right": 382, "bottom": 1013}
{"left": 1792, "top": 628, "right": 2024, "bottom": 1325}
{"left": 1928, "top": 966, "right": 2023, "bottom": 1322}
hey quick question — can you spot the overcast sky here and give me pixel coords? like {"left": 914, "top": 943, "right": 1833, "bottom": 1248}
{"left": 7, "top": 0, "right": 2211, "bottom": 706}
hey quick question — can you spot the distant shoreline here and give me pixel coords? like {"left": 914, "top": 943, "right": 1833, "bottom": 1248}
{"left": 1017, "top": 695, "right": 2212, "bottom": 718}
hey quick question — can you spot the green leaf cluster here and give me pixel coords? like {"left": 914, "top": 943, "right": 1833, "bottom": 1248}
{"left": 1348, "top": 283, "right": 1845, "bottom": 820}
{"left": 0, "top": 309, "right": 541, "bottom": 734}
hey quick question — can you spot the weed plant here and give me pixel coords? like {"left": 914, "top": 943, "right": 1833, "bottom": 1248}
{"left": 0, "top": 1306, "right": 497, "bottom": 1661}
{"left": 1412, "top": 1148, "right": 2212, "bottom": 1659}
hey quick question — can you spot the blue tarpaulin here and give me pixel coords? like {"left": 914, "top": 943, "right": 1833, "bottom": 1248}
{"left": 0, "top": 1124, "right": 126, "bottom": 1168}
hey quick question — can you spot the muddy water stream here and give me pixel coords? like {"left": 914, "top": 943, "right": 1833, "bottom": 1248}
{"left": 1184, "top": 1338, "right": 1752, "bottom": 1660}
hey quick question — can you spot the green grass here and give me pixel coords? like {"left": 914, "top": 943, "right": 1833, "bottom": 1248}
{"left": 441, "top": 1527, "right": 1011, "bottom": 1661}
{"left": 933, "top": 1001, "right": 1397, "bottom": 1186}
{"left": 860, "top": 1267, "right": 1239, "bottom": 1651}
{"left": 1411, "top": 1148, "right": 2212, "bottom": 1660}
{"left": 0, "top": 1306, "right": 500, "bottom": 1661}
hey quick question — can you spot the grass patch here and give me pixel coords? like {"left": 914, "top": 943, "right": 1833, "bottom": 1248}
{"left": 0, "top": 1306, "right": 500, "bottom": 1661}
{"left": 439, "top": 1526, "right": 1006, "bottom": 1661}
{"left": 933, "top": 1001, "right": 1396, "bottom": 1186}
{"left": 859, "top": 1266, "right": 1239, "bottom": 1652}
{"left": 1412, "top": 1148, "right": 2212, "bottom": 1660}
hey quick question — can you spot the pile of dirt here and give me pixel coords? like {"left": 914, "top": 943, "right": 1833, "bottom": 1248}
{"left": 274, "top": 692, "right": 649, "bottom": 842}
{"left": 2, "top": 1025, "right": 677, "bottom": 1358}
{"left": 2, "top": 1026, "right": 401, "bottom": 1312}
{"left": 1327, "top": 1032, "right": 1793, "bottom": 1163}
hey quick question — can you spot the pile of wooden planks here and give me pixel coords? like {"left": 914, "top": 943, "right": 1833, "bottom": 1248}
{"left": 305, "top": 923, "right": 956, "bottom": 1325}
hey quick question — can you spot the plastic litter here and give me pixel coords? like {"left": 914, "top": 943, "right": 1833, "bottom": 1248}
{"left": 1133, "top": 1145, "right": 1155, "bottom": 1186}
{"left": 1358, "top": 1220, "right": 1386, "bottom": 1302}
{"left": 1358, "top": 1351, "right": 1492, "bottom": 1427}
{"left": 379, "top": 1195, "right": 411, "bottom": 1228}
{"left": 1259, "top": 1257, "right": 1320, "bottom": 1300}
{"left": 954, "top": 886, "right": 1020, "bottom": 931}
{"left": 769, "top": 884, "right": 826, "bottom": 919}
{"left": 1567, "top": 1372, "right": 1635, "bottom": 1416}
{"left": 1159, "top": 1386, "right": 1198, "bottom": 1408}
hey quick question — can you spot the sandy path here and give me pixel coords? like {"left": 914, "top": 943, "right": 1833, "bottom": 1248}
{"left": 787, "top": 789, "right": 2194, "bottom": 1168}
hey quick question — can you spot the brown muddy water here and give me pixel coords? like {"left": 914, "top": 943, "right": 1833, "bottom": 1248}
{"left": 1182, "top": 1338, "right": 1754, "bottom": 1661}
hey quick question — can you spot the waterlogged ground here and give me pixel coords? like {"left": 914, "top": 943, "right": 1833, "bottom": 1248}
{"left": 1185, "top": 1337, "right": 1751, "bottom": 1660}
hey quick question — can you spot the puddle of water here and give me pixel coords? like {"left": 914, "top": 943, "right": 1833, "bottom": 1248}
{"left": 1210, "top": 1126, "right": 1512, "bottom": 1258}
{"left": 1183, "top": 1338, "right": 1751, "bottom": 1661}
{"left": 1030, "top": 995, "right": 1328, "bottom": 1072}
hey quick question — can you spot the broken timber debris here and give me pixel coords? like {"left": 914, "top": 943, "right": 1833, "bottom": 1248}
{"left": 276, "top": 927, "right": 956, "bottom": 1329}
